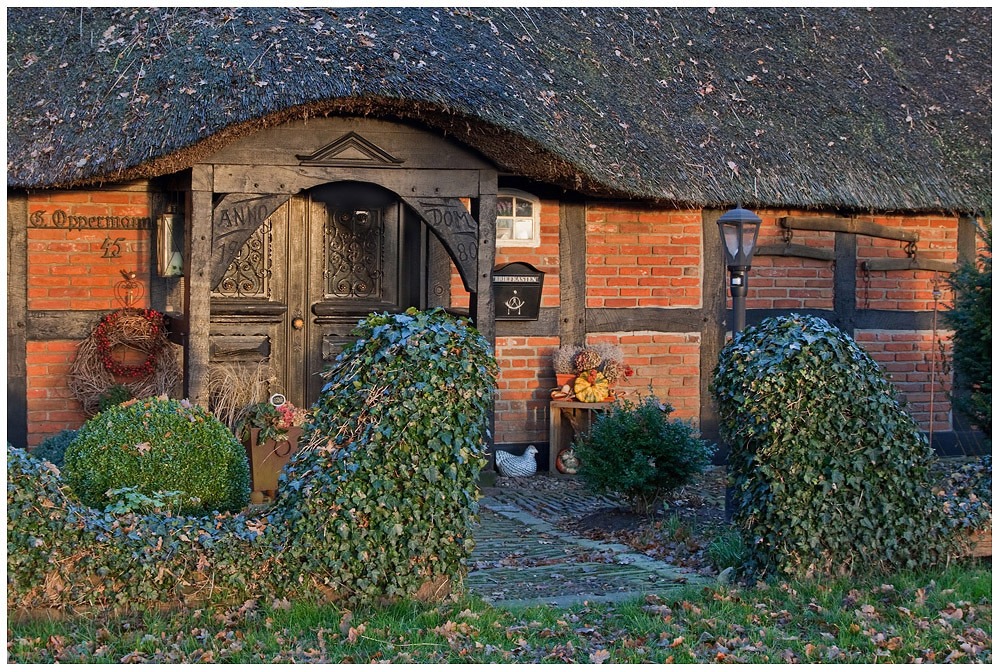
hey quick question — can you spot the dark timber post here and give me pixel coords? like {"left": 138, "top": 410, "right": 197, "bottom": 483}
{"left": 474, "top": 173, "right": 497, "bottom": 457}
{"left": 559, "top": 201, "right": 588, "bottom": 346}
{"left": 7, "top": 193, "right": 29, "bottom": 448}
{"left": 699, "top": 208, "right": 726, "bottom": 446}
{"left": 833, "top": 230, "right": 858, "bottom": 334}
{"left": 185, "top": 166, "right": 214, "bottom": 407}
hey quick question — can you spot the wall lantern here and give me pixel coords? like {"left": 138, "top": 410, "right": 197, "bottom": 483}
{"left": 157, "top": 206, "right": 184, "bottom": 277}
{"left": 717, "top": 204, "right": 761, "bottom": 334}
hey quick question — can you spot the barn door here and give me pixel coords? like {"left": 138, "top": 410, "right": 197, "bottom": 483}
{"left": 210, "top": 184, "right": 424, "bottom": 409}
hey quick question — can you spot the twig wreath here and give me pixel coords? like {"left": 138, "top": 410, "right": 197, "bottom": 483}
{"left": 69, "top": 307, "right": 181, "bottom": 416}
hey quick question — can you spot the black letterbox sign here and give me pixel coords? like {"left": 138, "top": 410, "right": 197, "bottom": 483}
{"left": 492, "top": 262, "right": 545, "bottom": 321}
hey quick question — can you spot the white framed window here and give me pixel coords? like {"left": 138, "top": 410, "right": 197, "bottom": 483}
{"left": 495, "top": 190, "right": 540, "bottom": 247}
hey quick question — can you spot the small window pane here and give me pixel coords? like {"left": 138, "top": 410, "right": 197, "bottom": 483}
{"left": 515, "top": 198, "right": 534, "bottom": 217}
{"left": 497, "top": 197, "right": 514, "bottom": 217}
{"left": 496, "top": 218, "right": 513, "bottom": 240}
{"left": 513, "top": 218, "right": 534, "bottom": 240}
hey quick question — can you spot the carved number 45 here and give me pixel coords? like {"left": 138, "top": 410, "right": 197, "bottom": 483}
{"left": 101, "top": 236, "right": 125, "bottom": 258}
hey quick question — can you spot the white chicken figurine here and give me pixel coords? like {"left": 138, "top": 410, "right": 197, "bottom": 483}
{"left": 495, "top": 445, "right": 538, "bottom": 477}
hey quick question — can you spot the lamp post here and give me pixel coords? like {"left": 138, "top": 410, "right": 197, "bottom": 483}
{"left": 717, "top": 205, "right": 762, "bottom": 334}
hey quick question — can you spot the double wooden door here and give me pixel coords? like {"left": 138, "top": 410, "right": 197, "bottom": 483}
{"left": 210, "top": 187, "right": 426, "bottom": 408}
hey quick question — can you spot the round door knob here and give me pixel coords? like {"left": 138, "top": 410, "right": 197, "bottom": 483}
{"left": 291, "top": 316, "right": 305, "bottom": 330}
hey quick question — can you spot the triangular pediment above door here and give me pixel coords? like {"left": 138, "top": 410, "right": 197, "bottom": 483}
{"left": 295, "top": 132, "right": 405, "bottom": 167}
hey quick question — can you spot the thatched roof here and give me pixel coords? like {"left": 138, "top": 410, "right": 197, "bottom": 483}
{"left": 7, "top": 7, "right": 991, "bottom": 213}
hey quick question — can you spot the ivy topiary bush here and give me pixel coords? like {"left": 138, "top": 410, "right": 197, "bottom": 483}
{"left": 8, "top": 308, "right": 497, "bottom": 620}
{"left": 711, "top": 314, "right": 964, "bottom": 581}
{"left": 287, "top": 307, "right": 499, "bottom": 603}
{"left": 574, "top": 396, "right": 712, "bottom": 513}
{"left": 63, "top": 397, "right": 250, "bottom": 516}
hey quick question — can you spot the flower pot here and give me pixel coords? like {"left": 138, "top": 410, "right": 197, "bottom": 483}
{"left": 555, "top": 373, "right": 576, "bottom": 388}
{"left": 244, "top": 427, "right": 303, "bottom": 503}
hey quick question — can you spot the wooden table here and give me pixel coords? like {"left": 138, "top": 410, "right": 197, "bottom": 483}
{"left": 548, "top": 400, "right": 613, "bottom": 475}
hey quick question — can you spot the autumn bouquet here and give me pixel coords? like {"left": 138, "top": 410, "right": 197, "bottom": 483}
{"left": 237, "top": 395, "right": 307, "bottom": 444}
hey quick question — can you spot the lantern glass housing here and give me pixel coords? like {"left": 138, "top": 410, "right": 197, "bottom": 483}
{"left": 157, "top": 208, "right": 184, "bottom": 277}
{"left": 717, "top": 206, "right": 762, "bottom": 270}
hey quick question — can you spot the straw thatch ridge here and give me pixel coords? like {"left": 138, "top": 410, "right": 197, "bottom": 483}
{"left": 7, "top": 7, "right": 991, "bottom": 213}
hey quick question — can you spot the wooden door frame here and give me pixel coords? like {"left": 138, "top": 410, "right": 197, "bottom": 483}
{"left": 185, "top": 166, "right": 497, "bottom": 407}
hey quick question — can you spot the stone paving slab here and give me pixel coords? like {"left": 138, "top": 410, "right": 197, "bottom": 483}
{"left": 464, "top": 492, "right": 707, "bottom": 609}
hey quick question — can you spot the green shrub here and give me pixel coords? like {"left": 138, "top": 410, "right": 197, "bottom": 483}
{"left": 574, "top": 396, "right": 712, "bottom": 513}
{"left": 31, "top": 429, "right": 77, "bottom": 468}
{"left": 8, "top": 308, "right": 497, "bottom": 618}
{"left": 711, "top": 314, "right": 960, "bottom": 581}
{"left": 63, "top": 397, "right": 250, "bottom": 515}
{"left": 945, "top": 220, "right": 991, "bottom": 437}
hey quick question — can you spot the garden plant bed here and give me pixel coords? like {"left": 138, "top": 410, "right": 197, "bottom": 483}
{"left": 487, "top": 466, "right": 728, "bottom": 574}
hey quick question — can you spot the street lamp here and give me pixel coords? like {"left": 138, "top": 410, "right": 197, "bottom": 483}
{"left": 717, "top": 205, "right": 762, "bottom": 334}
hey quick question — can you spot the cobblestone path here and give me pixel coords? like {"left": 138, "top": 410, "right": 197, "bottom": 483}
{"left": 464, "top": 481, "right": 707, "bottom": 608}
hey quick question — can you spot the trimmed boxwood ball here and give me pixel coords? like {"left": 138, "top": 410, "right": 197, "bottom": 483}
{"left": 711, "top": 314, "right": 958, "bottom": 581}
{"left": 64, "top": 397, "right": 250, "bottom": 515}
{"left": 7, "top": 308, "right": 497, "bottom": 619}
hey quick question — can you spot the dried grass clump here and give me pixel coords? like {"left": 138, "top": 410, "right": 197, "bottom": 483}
{"left": 208, "top": 360, "right": 276, "bottom": 431}
{"left": 552, "top": 345, "right": 583, "bottom": 374}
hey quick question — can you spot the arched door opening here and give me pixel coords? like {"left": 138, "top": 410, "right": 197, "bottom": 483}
{"left": 209, "top": 181, "right": 444, "bottom": 408}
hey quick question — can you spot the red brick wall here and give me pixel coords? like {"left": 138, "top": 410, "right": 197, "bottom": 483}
{"left": 855, "top": 330, "right": 953, "bottom": 433}
{"left": 856, "top": 215, "right": 958, "bottom": 311}
{"left": 24, "top": 185, "right": 154, "bottom": 446}
{"left": 494, "top": 336, "right": 560, "bottom": 444}
{"left": 27, "top": 189, "right": 153, "bottom": 311}
{"left": 586, "top": 207, "right": 702, "bottom": 309}
{"left": 26, "top": 340, "right": 88, "bottom": 444}
{"left": 746, "top": 211, "right": 835, "bottom": 310}
{"left": 586, "top": 332, "right": 701, "bottom": 423}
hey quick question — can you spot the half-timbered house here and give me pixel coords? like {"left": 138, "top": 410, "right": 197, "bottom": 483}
{"left": 7, "top": 8, "right": 991, "bottom": 461}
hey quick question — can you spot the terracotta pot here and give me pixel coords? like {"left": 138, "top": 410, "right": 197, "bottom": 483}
{"left": 555, "top": 373, "right": 576, "bottom": 387}
{"left": 244, "top": 427, "right": 303, "bottom": 503}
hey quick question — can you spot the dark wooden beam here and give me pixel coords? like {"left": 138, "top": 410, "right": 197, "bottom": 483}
{"left": 833, "top": 231, "right": 857, "bottom": 333}
{"left": 745, "top": 308, "right": 944, "bottom": 332}
{"left": 496, "top": 308, "right": 561, "bottom": 338}
{"left": 475, "top": 171, "right": 497, "bottom": 462}
{"left": 559, "top": 201, "right": 587, "bottom": 346}
{"left": 862, "top": 258, "right": 956, "bottom": 273}
{"left": 472, "top": 182, "right": 497, "bottom": 347}
{"left": 756, "top": 243, "right": 836, "bottom": 262}
{"left": 185, "top": 166, "right": 214, "bottom": 406}
{"left": 957, "top": 214, "right": 979, "bottom": 264}
{"left": 700, "top": 208, "right": 727, "bottom": 447}
{"left": 7, "top": 192, "right": 29, "bottom": 447}
{"left": 27, "top": 310, "right": 102, "bottom": 340}
{"left": 781, "top": 216, "right": 919, "bottom": 243}
{"left": 585, "top": 308, "right": 705, "bottom": 334}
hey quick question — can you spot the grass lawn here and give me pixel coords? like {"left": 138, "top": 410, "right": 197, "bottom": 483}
{"left": 8, "top": 561, "right": 990, "bottom": 664}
